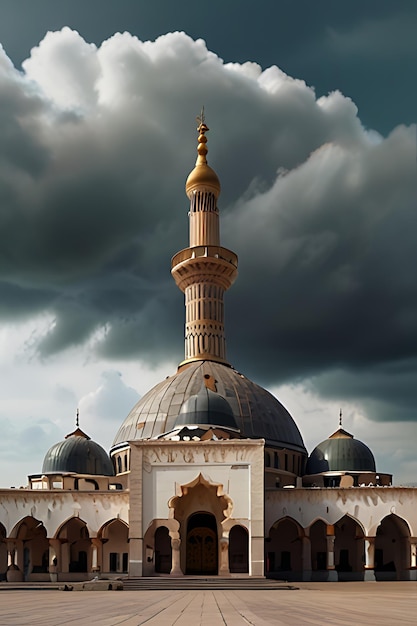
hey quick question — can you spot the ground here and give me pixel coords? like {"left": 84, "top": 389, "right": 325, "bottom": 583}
{"left": 0, "top": 583, "right": 416, "bottom": 625}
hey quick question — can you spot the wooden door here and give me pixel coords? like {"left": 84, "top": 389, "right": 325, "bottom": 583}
{"left": 186, "top": 527, "right": 217, "bottom": 574}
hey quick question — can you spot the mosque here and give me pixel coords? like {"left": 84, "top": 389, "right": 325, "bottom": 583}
{"left": 1, "top": 117, "right": 416, "bottom": 584}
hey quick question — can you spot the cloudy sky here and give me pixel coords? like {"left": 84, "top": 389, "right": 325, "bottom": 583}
{"left": 0, "top": 1, "right": 416, "bottom": 486}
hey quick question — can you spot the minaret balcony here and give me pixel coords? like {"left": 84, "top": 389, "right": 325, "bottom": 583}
{"left": 171, "top": 245, "right": 238, "bottom": 268}
{"left": 171, "top": 246, "right": 238, "bottom": 292}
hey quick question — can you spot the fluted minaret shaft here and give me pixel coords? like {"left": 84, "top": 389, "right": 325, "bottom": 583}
{"left": 171, "top": 117, "right": 238, "bottom": 366}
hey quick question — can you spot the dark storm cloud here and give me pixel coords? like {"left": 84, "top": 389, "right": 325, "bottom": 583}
{"left": 0, "top": 29, "right": 416, "bottom": 423}
{"left": 224, "top": 123, "right": 417, "bottom": 418}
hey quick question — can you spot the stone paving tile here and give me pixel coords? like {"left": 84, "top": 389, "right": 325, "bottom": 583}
{"left": 0, "top": 584, "right": 416, "bottom": 625}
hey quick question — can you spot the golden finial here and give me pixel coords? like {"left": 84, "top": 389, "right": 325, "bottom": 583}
{"left": 185, "top": 108, "right": 220, "bottom": 197}
{"left": 195, "top": 106, "right": 209, "bottom": 164}
{"left": 196, "top": 106, "right": 208, "bottom": 132}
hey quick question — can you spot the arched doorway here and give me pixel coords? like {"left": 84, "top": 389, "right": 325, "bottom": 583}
{"left": 375, "top": 514, "right": 411, "bottom": 580}
{"left": 267, "top": 518, "right": 303, "bottom": 578}
{"left": 57, "top": 518, "right": 90, "bottom": 576}
{"left": 186, "top": 513, "right": 218, "bottom": 575}
{"left": 13, "top": 517, "right": 49, "bottom": 580}
{"left": 155, "top": 526, "right": 172, "bottom": 574}
{"left": 229, "top": 525, "right": 249, "bottom": 574}
{"left": 334, "top": 515, "right": 365, "bottom": 581}
{"left": 99, "top": 519, "right": 129, "bottom": 575}
{"left": 310, "top": 520, "right": 328, "bottom": 574}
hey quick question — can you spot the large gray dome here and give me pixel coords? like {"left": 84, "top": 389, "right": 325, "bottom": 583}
{"left": 42, "top": 428, "right": 114, "bottom": 476}
{"left": 305, "top": 428, "right": 376, "bottom": 474}
{"left": 112, "top": 360, "right": 306, "bottom": 454}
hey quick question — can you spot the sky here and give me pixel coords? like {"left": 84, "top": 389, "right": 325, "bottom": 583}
{"left": 0, "top": 1, "right": 416, "bottom": 487}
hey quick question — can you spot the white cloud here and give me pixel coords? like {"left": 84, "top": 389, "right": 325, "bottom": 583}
{"left": 23, "top": 27, "right": 99, "bottom": 109}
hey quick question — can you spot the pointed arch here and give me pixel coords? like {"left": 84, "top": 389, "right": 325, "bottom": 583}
{"left": 9, "top": 516, "right": 49, "bottom": 580}
{"left": 98, "top": 518, "right": 129, "bottom": 574}
{"left": 375, "top": 513, "right": 411, "bottom": 580}
{"left": 334, "top": 514, "right": 365, "bottom": 580}
{"left": 266, "top": 517, "right": 304, "bottom": 576}
{"left": 54, "top": 516, "right": 89, "bottom": 540}
{"left": 309, "top": 519, "right": 328, "bottom": 572}
{"left": 335, "top": 513, "right": 366, "bottom": 536}
{"left": 56, "top": 517, "right": 90, "bottom": 574}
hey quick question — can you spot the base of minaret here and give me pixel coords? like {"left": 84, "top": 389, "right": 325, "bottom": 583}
{"left": 178, "top": 356, "right": 232, "bottom": 370}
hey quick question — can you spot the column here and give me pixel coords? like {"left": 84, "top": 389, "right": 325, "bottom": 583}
{"left": 301, "top": 536, "right": 312, "bottom": 581}
{"left": 91, "top": 538, "right": 102, "bottom": 575}
{"left": 129, "top": 538, "right": 143, "bottom": 577}
{"left": 410, "top": 539, "right": 417, "bottom": 581}
{"left": 364, "top": 537, "right": 376, "bottom": 581}
{"left": 6, "top": 541, "right": 24, "bottom": 582}
{"left": 48, "top": 539, "right": 61, "bottom": 582}
{"left": 326, "top": 526, "right": 338, "bottom": 582}
{"left": 219, "top": 536, "right": 230, "bottom": 576}
{"left": 61, "top": 541, "right": 70, "bottom": 574}
{"left": 170, "top": 536, "right": 183, "bottom": 576}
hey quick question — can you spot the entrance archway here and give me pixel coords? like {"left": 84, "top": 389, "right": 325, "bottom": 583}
{"left": 186, "top": 513, "right": 218, "bottom": 575}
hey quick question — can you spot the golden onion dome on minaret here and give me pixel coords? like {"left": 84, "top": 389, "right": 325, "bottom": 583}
{"left": 185, "top": 110, "right": 221, "bottom": 198}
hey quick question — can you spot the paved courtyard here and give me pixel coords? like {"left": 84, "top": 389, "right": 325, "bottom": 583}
{"left": 0, "top": 582, "right": 416, "bottom": 625}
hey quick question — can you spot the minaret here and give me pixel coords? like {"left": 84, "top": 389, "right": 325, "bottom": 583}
{"left": 171, "top": 112, "right": 238, "bottom": 367}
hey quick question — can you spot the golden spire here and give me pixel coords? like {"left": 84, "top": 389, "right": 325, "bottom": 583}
{"left": 195, "top": 107, "right": 209, "bottom": 164}
{"left": 185, "top": 107, "right": 221, "bottom": 198}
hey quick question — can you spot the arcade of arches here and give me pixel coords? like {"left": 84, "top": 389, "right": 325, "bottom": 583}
{"left": 265, "top": 513, "right": 415, "bottom": 581}
{"left": 0, "top": 511, "right": 416, "bottom": 581}
{"left": 0, "top": 516, "right": 129, "bottom": 582}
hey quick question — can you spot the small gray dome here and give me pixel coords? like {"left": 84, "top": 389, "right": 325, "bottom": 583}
{"left": 305, "top": 428, "right": 376, "bottom": 474}
{"left": 42, "top": 428, "right": 114, "bottom": 476}
{"left": 175, "top": 385, "right": 238, "bottom": 430}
